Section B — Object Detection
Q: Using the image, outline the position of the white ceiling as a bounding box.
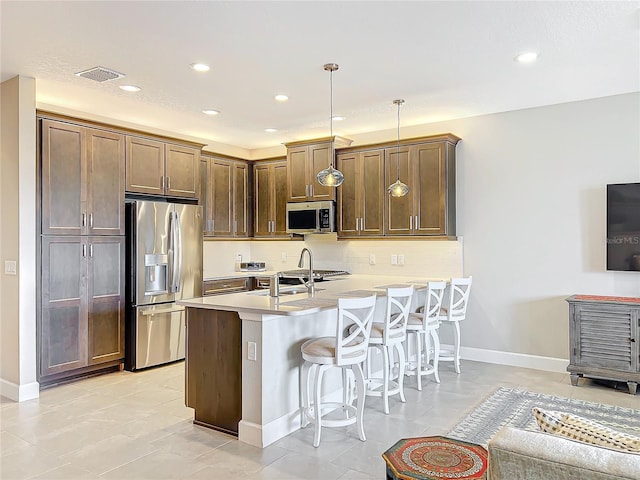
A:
[2,1,639,156]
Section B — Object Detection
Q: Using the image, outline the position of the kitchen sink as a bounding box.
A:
[250,288,325,296]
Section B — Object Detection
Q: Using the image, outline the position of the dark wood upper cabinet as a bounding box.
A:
[201,155,251,238]
[41,120,125,236]
[385,139,457,236]
[337,149,384,237]
[285,137,352,202]
[254,159,288,238]
[126,137,200,199]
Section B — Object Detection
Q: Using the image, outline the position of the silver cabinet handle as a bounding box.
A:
[89,213,93,228]
[167,176,171,190]
[82,244,86,257]
[82,213,86,227]
[414,215,418,230]
[410,216,413,230]
[89,244,93,257]
[309,184,313,197]
[161,176,165,190]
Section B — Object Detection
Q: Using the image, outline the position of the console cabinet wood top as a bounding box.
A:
[566,295,639,395]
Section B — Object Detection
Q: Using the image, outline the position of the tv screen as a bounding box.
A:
[607,182,640,271]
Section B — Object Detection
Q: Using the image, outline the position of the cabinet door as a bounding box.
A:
[385,146,412,235]
[200,159,214,235]
[574,304,637,372]
[86,129,125,235]
[87,237,125,365]
[233,162,249,237]
[126,137,165,195]
[414,143,446,235]
[287,146,309,201]
[41,120,84,235]
[165,144,199,198]
[308,143,335,201]
[273,161,289,236]
[254,164,272,237]
[211,158,233,236]
[360,149,384,236]
[41,237,87,376]
[337,152,359,236]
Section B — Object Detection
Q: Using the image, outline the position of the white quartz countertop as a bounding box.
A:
[179,274,443,316]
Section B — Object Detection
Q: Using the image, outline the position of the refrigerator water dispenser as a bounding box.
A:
[145,254,168,294]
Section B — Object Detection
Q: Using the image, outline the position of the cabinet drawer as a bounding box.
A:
[203,278,252,296]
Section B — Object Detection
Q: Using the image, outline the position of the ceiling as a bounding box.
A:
[2,1,639,156]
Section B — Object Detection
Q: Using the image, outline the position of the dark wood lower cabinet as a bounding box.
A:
[185,307,242,436]
[40,235,125,386]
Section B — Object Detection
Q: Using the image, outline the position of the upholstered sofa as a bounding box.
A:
[487,426,640,480]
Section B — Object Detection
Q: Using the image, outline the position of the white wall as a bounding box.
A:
[0,76,39,401]
[205,93,640,368]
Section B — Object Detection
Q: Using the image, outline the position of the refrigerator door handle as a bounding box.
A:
[167,210,175,293]
[175,211,183,292]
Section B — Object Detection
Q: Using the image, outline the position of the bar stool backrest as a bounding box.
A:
[383,286,414,345]
[422,281,447,327]
[446,277,473,321]
[336,295,377,366]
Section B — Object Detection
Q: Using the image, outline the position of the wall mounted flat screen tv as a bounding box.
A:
[607,182,640,271]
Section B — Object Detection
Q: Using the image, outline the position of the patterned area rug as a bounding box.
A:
[447,386,640,447]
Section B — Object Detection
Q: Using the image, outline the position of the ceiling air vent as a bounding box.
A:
[74,66,125,83]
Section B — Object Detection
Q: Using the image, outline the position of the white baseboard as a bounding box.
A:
[0,379,39,402]
[440,344,568,373]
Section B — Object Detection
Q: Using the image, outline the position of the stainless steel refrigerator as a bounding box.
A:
[125,200,203,370]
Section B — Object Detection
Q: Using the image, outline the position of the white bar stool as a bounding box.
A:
[300,295,377,447]
[363,286,414,414]
[405,281,446,390]
[438,276,473,373]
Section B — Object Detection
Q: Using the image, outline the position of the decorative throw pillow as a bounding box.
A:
[532,407,640,454]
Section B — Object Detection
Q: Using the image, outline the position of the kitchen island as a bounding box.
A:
[178,274,434,447]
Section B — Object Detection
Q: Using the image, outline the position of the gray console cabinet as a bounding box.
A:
[566,295,639,394]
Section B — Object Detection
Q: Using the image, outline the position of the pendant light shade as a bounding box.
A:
[388,99,409,197]
[317,63,344,188]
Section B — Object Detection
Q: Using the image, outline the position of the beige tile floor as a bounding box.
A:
[1,360,637,479]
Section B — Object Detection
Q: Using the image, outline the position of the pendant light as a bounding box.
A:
[388,99,409,197]
[316,63,344,187]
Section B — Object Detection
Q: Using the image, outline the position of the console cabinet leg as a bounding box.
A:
[569,373,580,386]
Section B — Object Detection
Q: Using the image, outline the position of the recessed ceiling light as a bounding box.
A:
[264,128,278,133]
[515,52,538,63]
[191,63,210,72]
[275,94,288,102]
[119,85,141,92]
[202,109,220,116]
[332,115,345,121]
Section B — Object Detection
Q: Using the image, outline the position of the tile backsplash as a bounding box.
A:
[203,234,463,279]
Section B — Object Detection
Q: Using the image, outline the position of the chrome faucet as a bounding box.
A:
[298,247,315,294]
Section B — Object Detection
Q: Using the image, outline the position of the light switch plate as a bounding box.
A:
[369,254,376,265]
[248,341,257,361]
[391,254,398,265]
[4,260,17,275]
[398,254,405,265]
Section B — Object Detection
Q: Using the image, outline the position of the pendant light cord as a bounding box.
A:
[396,101,401,181]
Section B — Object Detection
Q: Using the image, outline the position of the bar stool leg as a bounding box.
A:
[382,345,390,414]
[313,365,326,447]
[353,363,367,441]
[396,342,406,403]
[453,321,461,374]
[415,332,423,391]
[431,329,441,383]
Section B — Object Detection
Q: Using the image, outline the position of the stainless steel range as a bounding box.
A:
[278,269,350,284]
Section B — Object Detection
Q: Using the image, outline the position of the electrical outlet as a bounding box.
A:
[369,254,376,265]
[398,254,405,265]
[391,254,398,265]
[248,341,257,361]
[4,260,16,275]
[281,252,287,262]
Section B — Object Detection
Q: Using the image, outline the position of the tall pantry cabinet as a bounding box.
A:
[39,118,126,385]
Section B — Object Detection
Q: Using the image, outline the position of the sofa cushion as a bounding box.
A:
[532,407,640,454]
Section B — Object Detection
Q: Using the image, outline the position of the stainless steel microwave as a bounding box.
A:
[286,201,335,234]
